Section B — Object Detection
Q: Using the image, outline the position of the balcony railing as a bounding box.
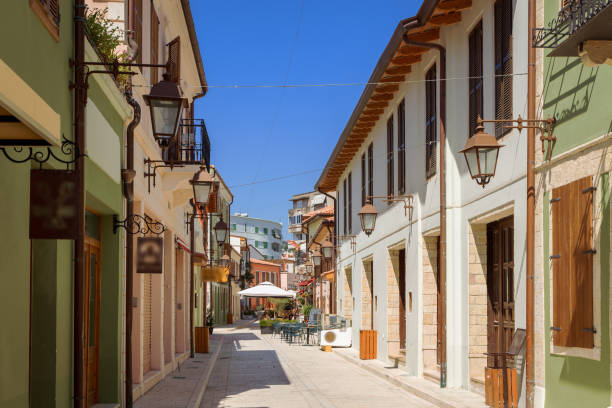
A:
[162,119,210,169]
[533,0,611,51]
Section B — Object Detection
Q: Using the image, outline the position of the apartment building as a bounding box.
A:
[288,191,334,240]
[230,213,283,259]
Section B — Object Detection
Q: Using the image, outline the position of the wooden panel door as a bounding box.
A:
[486,216,515,369]
[398,249,406,350]
[143,273,153,373]
[84,240,101,407]
[436,237,443,364]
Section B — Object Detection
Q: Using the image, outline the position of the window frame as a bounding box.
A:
[387,116,394,198]
[361,153,367,206]
[494,0,513,138]
[367,143,374,199]
[425,65,437,179]
[30,0,60,41]
[348,172,353,233]
[397,100,406,195]
[468,20,484,139]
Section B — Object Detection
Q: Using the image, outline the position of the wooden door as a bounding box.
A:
[486,216,515,369]
[143,273,153,373]
[398,249,406,350]
[436,236,443,364]
[84,240,101,407]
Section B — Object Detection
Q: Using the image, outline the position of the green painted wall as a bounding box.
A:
[543,174,610,408]
[542,3,612,156]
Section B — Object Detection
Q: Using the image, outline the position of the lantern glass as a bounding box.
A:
[360,212,377,236]
[312,251,322,266]
[464,148,479,179]
[190,169,214,207]
[150,98,182,137]
[479,147,499,175]
[461,122,503,187]
[322,245,332,259]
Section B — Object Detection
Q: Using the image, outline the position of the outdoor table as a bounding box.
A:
[305,324,317,345]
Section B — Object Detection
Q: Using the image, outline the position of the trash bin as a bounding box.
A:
[359,330,377,360]
[227,313,233,324]
[195,326,209,353]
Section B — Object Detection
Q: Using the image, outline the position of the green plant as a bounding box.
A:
[86,8,122,62]
[301,303,313,318]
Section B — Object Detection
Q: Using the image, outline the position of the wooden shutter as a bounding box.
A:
[387,116,394,197]
[150,1,159,84]
[348,172,353,233]
[397,100,406,194]
[132,0,143,65]
[469,21,483,138]
[30,0,60,40]
[143,273,153,373]
[367,143,374,199]
[551,176,594,348]
[494,0,513,138]
[343,178,347,235]
[167,37,181,84]
[361,153,366,206]
[425,65,437,178]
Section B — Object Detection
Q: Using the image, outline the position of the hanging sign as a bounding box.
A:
[29,169,79,239]
[137,237,164,273]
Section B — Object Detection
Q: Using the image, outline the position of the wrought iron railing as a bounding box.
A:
[532,0,611,48]
[162,119,210,169]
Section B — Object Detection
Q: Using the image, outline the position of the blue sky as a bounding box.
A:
[191,1,420,236]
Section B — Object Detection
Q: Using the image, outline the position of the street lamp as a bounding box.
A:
[359,201,378,237]
[214,217,229,246]
[321,239,333,259]
[460,119,503,188]
[190,167,215,208]
[311,250,322,267]
[304,261,314,275]
[143,73,187,147]
[221,254,231,268]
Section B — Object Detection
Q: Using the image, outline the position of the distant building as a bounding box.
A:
[288,191,334,240]
[230,213,283,260]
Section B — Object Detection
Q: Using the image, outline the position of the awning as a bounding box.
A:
[201,265,228,283]
[175,237,190,253]
[298,277,315,287]
[321,270,335,282]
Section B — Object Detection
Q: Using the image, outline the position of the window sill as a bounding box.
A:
[30,0,59,42]
[550,344,600,361]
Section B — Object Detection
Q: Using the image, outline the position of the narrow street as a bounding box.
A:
[200,322,436,408]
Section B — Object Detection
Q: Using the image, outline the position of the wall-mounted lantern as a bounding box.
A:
[460,121,503,188]
[190,167,216,208]
[321,239,333,259]
[143,73,187,147]
[214,217,228,246]
[311,250,322,267]
[358,202,378,237]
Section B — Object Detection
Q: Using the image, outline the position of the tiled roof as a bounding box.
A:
[250,258,281,268]
[303,206,334,223]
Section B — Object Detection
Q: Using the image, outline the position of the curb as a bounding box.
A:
[334,351,455,408]
[186,338,223,408]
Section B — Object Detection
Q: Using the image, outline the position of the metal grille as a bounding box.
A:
[39,0,60,26]
[143,273,153,373]
[167,37,181,83]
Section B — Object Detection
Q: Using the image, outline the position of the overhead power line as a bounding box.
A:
[229,168,322,189]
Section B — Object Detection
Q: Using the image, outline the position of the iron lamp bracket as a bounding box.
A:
[113,214,165,235]
[368,194,414,218]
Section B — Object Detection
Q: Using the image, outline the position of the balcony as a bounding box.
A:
[162,118,210,169]
[533,0,612,59]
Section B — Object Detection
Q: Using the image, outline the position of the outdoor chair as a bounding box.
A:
[272,322,283,339]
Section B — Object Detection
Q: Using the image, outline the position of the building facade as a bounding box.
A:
[247,259,282,309]
[230,214,283,259]
[288,191,334,240]
[316,0,533,404]
[533,1,612,407]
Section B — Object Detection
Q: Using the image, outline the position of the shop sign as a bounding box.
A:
[29,169,78,239]
[137,237,164,274]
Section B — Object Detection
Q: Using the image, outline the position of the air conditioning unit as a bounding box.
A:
[320,328,352,347]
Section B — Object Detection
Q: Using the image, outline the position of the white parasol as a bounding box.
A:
[238,281,296,298]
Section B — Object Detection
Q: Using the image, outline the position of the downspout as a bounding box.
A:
[526,0,536,406]
[73,1,87,406]
[123,88,140,408]
[318,188,337,314]
[189,201,196,358]
[402,31,447,388]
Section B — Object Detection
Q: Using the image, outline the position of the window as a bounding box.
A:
[232,224,237,231]
[397,100,406,194]
[387,116,394,198]
[150,1,159,84]
[343,178,347,235]
[255,227,259,234]
[263,242,268,249]
[494,0,513,138]
[348,172,353,233]
[425,65,437,178]
[551,176,594,348]
[469,21,484,138]
[367,143,373,198]
[254,241,259,248]
[132,0,143,65]
[30,0,60,41]
[263,228,268,235]
[361,153,366,206]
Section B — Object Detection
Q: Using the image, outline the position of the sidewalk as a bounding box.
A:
[134,336,223,408]
[333,347,486,408]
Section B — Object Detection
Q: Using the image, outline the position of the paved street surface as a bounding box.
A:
[200,322,436,408]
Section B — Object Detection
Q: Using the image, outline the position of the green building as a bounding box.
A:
[0,1,127,406]
[534,1,612,406]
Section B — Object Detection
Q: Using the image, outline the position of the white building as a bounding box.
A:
[316,0,529,403]
[230,214,283,260]
[288,191,334,240]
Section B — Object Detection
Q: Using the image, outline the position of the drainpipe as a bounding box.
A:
[123,89,140,408]
[526,0,536,406]
[402,31,447,388]
[317,188,336,313]
[73,1,87,406]
[189,201,196,358]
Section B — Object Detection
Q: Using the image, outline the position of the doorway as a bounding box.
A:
[84,212,101,407]
[486,216,515,371]
[361,259,373,330]
[422,236,441,373]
